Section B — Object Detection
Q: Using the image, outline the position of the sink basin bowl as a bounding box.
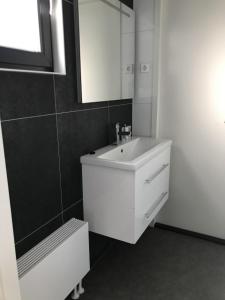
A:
[81,137,172,171]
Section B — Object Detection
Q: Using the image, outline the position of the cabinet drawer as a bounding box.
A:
[135,148,170,212]
[134,191,168,242]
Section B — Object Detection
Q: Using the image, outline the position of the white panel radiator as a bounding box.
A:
[17,218,90,300]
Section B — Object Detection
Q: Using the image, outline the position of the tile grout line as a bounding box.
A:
[0,103,132,123]
[12,94,133,247]
[53,75,64,224]
[15,212,62,245]
[108,103,132,108]
[1,112,56,123]
[56,105,109,116]
[63,199,82,213]
[15,200,83,245]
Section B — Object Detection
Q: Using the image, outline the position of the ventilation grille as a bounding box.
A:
[17,218,85,279]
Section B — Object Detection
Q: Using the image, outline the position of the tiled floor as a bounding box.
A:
[77,228,225,300]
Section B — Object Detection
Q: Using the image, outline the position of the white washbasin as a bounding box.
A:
[81,137,172,170]
[81,136,172,243]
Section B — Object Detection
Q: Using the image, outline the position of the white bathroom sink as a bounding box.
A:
[81,137,172,171]
[81,136,172,243]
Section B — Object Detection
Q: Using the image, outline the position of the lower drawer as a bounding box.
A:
[85,191,169,244]
[134,191,169,242]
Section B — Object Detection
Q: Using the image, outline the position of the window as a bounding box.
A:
[0,0,53,71]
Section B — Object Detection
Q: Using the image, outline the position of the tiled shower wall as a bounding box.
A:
[0,0,133,264]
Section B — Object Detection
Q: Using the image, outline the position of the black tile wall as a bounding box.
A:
[58,108,109,210]
[109,103,132,125]
[63,200,83,223]
[121,0,133,8]
[2,116,62,242]
[0,72,55,120]
[16,216,63,259]
[54,1,77,113]
[0,0,133,263]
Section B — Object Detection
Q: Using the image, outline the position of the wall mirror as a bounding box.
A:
[77,0,135,103]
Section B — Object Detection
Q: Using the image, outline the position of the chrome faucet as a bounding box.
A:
[116,123,120,144]
[115,123,132,144]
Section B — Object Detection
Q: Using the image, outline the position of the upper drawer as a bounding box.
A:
[134,147,171,210]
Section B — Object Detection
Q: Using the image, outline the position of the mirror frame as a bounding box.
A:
[73,0,135,104]
[74,0,83,104]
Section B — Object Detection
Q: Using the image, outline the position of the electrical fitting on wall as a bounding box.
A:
[140,63,151,73]
[123,64,134,74]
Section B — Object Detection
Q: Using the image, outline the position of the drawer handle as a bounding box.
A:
[145,163,169,184]
[145,192,168,219]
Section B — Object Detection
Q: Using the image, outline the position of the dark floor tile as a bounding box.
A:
[81,228,225,300]
[63,201,84,223]
[15,216,62,258]
[0,71,55,120]
[2,116,62,242]
[58,108,108,209]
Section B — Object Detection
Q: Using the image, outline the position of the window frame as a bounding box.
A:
[0,0,53,72]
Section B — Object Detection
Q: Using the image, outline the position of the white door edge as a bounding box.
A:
[0,122,21,300]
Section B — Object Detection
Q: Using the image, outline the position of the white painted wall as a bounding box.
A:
[0,123,21,300]
[158,0,225,239]
[133,0,161,137]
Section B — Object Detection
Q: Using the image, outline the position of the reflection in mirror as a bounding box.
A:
[121,2,135,100]
[78,0,135,103]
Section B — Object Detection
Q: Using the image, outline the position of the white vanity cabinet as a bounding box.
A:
[81,138,172,244]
